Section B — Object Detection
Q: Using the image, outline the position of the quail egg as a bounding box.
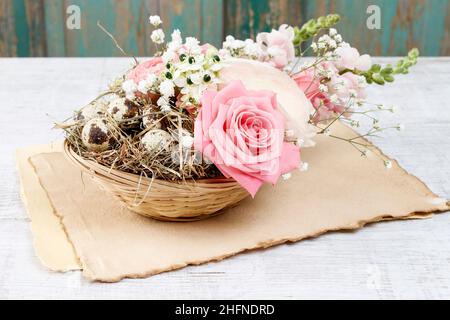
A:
[141,129,173,154]
[81,118,112,152]
[107,97,139,124]
[74,101,105,121]
[142,105,162,129]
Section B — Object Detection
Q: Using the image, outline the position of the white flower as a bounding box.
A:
[126,92,135,100]
[231,39,246,50]
[173,74,187,87]
[151,29,165,44]
[181,135,194,149]
[166,29,182,53]
[185,37,201,54]
[122,79,137,93]
[189,72,202,85]
[138,73,157,93]
[137,80,150,94]
[210,63,223,72]
[329,28,337,36]
[329,40,337,49]
[319,84,328,93]
[282,173,292,181]
[334,34,343,43]
[145,73,157,86]
[162,50,177,63]
[329,94,339,104]
[243,39,263,58]
[149,15,162,27]
[157,96,172,112]
[159,79,175,97]
[299,162,309,172]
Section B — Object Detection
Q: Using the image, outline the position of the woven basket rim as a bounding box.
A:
[63,140,238,187]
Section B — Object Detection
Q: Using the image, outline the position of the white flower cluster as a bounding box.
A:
[311,28,344,58]
[220,35,264,60]
[160,31,223,110]
[122,15,224,112]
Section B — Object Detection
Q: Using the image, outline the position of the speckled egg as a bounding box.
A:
[141,129,173,154]
[81,118,112,152]
[142,105,162,129]
[75,101,105,121]
[107,97,139,124]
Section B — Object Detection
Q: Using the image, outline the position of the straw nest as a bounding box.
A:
[59,89,249,221]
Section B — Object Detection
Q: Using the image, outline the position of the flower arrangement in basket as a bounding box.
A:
[59,14,418,221]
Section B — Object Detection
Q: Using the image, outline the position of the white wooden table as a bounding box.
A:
[0,57,449,300]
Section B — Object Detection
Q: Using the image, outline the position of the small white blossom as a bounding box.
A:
[171,29,182,45]
[157,96,172,112]
[162,50,177,63]
[329,40,337,49]
[282,173,292,181]
[329,28,337,36]
[189,72,202,85]
[122,79,137,93]
[151,29,165,44]
[299,162,309,172]
[126,92,135,100]
[185,37,201,54]
[159,79,175,97]
[137,80,150,94]
[329,94,339,104]
[149,15,162,27]
[334,34,343,43]
[319,84,328,93]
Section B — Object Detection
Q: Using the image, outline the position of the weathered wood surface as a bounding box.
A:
[0,57,449,299]
[1,0,449,57]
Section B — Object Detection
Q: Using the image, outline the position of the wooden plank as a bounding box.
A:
[442,0,450,55]
[0,0,17,57]
[159,0,202,45]
[299,0,450,56]
[24,0,47,56]
[12,0,30,56]
[200,0,224,47]
[43,0,66,56]
[63,0,112,57]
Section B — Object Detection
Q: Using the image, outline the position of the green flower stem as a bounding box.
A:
[293,14,340,49]
[339,48,419,85]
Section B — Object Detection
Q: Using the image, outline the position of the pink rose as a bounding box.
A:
[328,72,367,100]
[334,46,372,71]
[194,80,300,197]
[257,25,295,69]
[292,68,343,122]
[126,57,164,84]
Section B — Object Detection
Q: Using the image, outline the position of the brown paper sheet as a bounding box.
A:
[16,144,81,271]
[22,123,449,282]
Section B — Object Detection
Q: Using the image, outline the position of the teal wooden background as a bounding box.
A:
[1,0,449,57]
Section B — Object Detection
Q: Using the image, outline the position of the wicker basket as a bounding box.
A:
[63,141,250,221]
